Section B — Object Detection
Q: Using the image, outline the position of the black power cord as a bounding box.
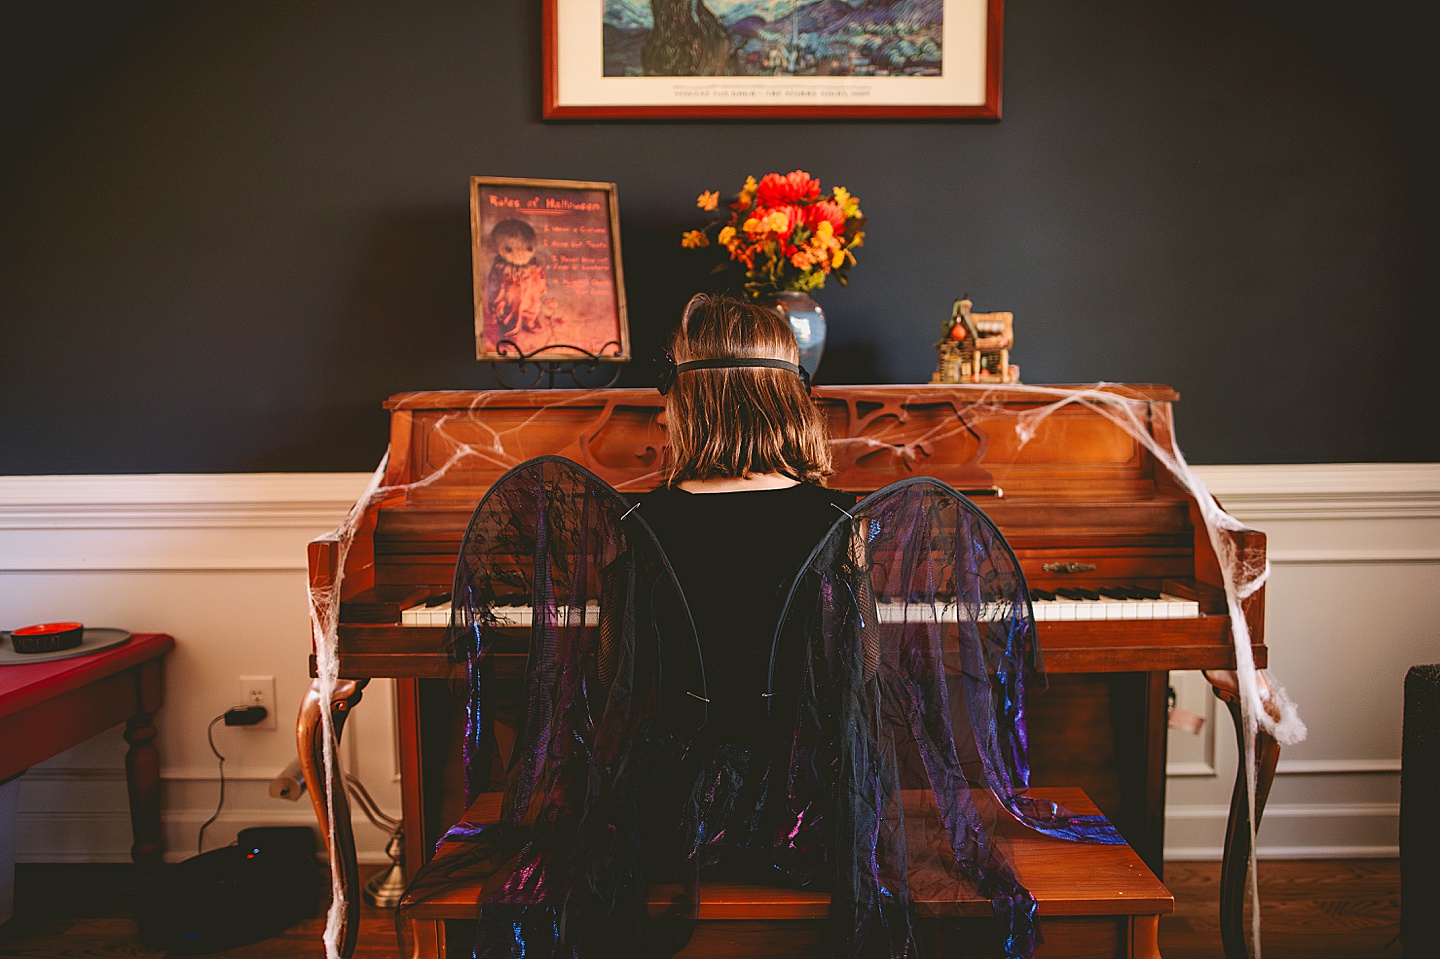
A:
[197,706,269,854]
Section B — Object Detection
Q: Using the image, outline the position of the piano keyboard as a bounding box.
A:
[400,603,600,627]
[400,593,1200,627]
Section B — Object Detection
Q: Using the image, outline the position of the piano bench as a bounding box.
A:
[402,787,1171,959]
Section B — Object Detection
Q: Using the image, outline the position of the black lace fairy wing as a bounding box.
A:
[768,477,1121,959]
[401,455,705,958]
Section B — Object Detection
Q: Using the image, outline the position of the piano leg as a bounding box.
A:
[1204,670,1281,959]
[297,676,369,959]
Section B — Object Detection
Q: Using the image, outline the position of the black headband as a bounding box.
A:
[656,354,811,395]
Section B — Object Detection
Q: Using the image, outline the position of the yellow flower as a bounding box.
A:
[742,175,758,195]
[767,209,790,232]
[832,249,846,269]
[680,230,708,249]
[832,185,861,217]
[717,225,736,245]
[814,220,834,240]
[697,190,719,211]
[742,217,762,234]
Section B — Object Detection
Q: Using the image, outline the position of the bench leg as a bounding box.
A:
[1129,914,1162,959]
[409,918,445,959]
[297,676,368,958]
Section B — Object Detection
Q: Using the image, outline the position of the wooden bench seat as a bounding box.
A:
[404,787,1170,958]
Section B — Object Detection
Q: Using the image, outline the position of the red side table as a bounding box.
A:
[0,632,174,921]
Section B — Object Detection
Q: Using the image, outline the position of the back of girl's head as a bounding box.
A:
[665,293,833,485]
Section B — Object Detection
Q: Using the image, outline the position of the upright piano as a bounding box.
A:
[300,385,1276,958]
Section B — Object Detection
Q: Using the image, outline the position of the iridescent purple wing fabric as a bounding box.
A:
[768,477,1123,959]
[399,456,706,958]
[400,462,1121,959]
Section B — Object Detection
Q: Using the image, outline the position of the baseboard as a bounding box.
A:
[1164,802,1401,861]
[1165,844,1400,861]
[14,809,397,866]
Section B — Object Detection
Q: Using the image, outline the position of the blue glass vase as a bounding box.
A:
[763,291,826,377]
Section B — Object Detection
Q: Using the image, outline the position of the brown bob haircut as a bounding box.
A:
[665,293,833,486]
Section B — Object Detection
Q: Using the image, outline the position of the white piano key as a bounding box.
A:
[400,603,452,626]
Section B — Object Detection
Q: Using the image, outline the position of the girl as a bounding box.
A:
[639,292,855,756]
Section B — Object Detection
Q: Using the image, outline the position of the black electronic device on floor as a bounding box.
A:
[137,826,321,953]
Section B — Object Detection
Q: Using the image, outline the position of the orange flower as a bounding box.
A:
[683,170,861,295]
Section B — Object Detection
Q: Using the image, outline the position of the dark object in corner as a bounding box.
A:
[1402,664,1440,950]
[137,826,320,953]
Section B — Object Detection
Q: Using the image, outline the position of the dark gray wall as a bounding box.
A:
[2,1,1434,473]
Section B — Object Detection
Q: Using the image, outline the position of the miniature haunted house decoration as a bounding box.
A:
[932,296,1020,384]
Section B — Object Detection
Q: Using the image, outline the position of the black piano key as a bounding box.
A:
[1098,587,1130,600]
[1031,589,1056,601]
[1136,587,1162,600]
[425,593,451,607]
[1056,588,1088,600]
[1076,587,1102,600]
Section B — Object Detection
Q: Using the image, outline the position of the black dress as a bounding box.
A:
[636,483,857,748]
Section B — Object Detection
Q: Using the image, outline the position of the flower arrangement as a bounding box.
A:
[681,170,865,298]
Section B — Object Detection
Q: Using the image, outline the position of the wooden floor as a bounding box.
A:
[0,860,1403,958]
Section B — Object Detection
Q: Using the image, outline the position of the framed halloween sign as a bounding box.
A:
[470,176,630,362]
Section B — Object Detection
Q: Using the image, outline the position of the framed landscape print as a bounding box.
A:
[470,177,630,362]
[543,0,1003,119]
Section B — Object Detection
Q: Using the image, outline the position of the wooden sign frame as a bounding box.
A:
[470,176,630,363]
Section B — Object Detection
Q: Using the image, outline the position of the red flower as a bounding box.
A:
[756,170,821,207]
[804,200,845,234]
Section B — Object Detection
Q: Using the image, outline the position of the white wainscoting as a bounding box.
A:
[1,464,1436,863]
[0,472,380,863]
[1164,463,1440,859]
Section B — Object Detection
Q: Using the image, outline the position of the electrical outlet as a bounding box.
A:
[237,675,277,730]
